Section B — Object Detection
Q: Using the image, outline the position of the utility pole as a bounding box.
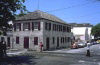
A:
[37,0,40,10]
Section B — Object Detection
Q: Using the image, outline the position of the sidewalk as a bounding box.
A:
[7,49,27,56]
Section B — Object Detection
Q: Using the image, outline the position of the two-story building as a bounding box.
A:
[13,10,72,51]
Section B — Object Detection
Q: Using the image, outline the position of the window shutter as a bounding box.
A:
[38,22,40,30]
[32,22,34,31]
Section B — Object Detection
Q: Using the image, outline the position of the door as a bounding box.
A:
[46,37,49,50]
[57,37,59,48]
[24,37,29,48]
[7,37,10,47]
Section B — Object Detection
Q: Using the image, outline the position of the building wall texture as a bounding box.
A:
[13,19,72,51]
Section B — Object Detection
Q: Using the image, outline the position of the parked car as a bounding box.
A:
[91,41,99,45]
[71,42,78,49]
[78,43,86,48]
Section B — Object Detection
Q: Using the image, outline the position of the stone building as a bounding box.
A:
[13,10,72,51]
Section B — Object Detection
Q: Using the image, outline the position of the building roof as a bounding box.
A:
[16,10,67,24]
[69,23,93,27]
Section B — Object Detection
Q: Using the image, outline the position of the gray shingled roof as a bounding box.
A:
[16,10,67,24]
[69,23,93,27]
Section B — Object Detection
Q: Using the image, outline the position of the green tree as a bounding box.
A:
[91,23,100,38]
[0,0,27,35]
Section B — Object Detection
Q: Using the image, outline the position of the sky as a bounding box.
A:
[21,0,100,25]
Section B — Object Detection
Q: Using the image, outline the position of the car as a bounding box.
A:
[78,42,86,48]
[71,43,78,49]
[91,41,99,45]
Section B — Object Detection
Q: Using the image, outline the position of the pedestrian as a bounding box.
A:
[86,41,91,57]
[2,40,7,57]
[0,41,4,58]
[40,42,43,52]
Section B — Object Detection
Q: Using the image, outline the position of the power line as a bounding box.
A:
[45,1,97,13]
[63,11,100,19]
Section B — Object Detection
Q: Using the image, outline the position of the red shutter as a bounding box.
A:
[38,22,40,30]
[32,22,34,31]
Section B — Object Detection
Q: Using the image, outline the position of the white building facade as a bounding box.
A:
[70,23,93,42]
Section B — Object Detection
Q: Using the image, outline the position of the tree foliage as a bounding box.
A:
[91,23,100,38]
[0,0,27,30]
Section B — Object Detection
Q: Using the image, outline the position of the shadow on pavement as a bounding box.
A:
[0,55,38,65]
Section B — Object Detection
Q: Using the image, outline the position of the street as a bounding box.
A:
[0,52,100,65]
[44,44,100,55]
[1,44,100,65]
[0,44,100,65]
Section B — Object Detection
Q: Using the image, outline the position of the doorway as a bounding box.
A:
[57,37,59,48]
[24,37,29,48]
[46,37,49,50]
[7,37,10,47]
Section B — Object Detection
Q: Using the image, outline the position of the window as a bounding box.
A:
[61,37,63,43]
[65,37,67,43]
[61,25,62,31]
[14,23,16,31]
[68,37,70,42]
[52,37,55,44]
[59,25,60,31]
[1,37,4,41]
[55,24,57,31]
[45,22,47,30]
[34,37,38,45]
[16,23,21,31]
[23,22,30,31]
[63,37,64,43]
[14,23,21,31]
[32,22,40,30]
[45,22,51,31]
[16,37,19,44]
[57,25,59,31]
[53,24,55,31]
[49,23,51,30]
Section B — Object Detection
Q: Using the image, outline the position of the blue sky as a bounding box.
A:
[22,0,100,25]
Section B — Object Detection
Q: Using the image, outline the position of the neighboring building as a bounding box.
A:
[13,10,72,51]
[70,23,93,42]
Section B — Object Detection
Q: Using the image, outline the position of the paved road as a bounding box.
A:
[44,44,100,55]
[0,52,100,65]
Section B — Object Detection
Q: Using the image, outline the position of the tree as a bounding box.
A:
[91,23,100,38]
[0,0,27,35]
